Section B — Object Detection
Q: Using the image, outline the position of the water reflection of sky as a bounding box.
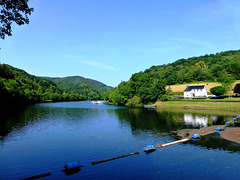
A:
[184,114,217,128]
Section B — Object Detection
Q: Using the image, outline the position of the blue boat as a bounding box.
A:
[64,161,82,170]
[192,134,200,139]
[143,145,157,152]
[63,161,83,176]
[226,121,230,126]
[215,127,221,131]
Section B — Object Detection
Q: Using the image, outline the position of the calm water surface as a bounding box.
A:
[1,101,240,179]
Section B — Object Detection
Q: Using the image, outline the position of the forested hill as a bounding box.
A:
[104,49,240,106]
[145,49,240,85]
[0,64,111,107]
[42,76,112,100]
[43,76,112,90]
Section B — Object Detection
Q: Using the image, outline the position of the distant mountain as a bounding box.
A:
[42,76,112,90]
[41,76,112,100]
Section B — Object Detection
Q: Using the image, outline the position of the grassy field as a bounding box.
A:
[167,82,221,93]
[167,80,240,94]
[155,100,240,112]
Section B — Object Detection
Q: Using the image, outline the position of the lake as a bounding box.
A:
[1,101,240,180]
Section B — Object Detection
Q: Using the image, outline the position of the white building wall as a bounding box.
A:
[184,86,208,98]
[184,91,192,98]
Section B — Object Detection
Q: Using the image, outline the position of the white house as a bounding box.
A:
[184,85,208,98]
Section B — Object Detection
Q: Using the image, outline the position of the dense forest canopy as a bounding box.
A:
[105,50,240,106]
[0,64,111,107]
[146,50,240,85]
[104,73,166,106]
[44,76,112,90]
[43,76,112,101]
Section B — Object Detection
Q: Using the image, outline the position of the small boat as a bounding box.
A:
[64,161,83,171]
[143,145,157,152]
[215,127,221,131]
[63,161,83,176]
[192,133,200,139]
[92,101,102,104]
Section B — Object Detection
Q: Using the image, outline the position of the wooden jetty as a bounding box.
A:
[155,138,190,148]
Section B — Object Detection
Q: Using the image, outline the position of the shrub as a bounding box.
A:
[210,86,226,96]
[126,96,142,107]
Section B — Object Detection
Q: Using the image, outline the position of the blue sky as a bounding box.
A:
[1,0,240,87]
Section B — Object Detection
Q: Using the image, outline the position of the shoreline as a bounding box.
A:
[153,101,240,112]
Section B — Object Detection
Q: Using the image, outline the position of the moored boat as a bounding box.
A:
[92,101,102,104]
[143,145,157,152]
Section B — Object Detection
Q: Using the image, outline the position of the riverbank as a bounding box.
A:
[154,101,240,112]
[177,125,240,145]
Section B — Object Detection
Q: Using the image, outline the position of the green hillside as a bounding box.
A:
[105,49,240,106]
[43,76,112,90]
[42,76,112,100]
[0,64,65,106]
[0,64,111,107]
[145,50,240,85]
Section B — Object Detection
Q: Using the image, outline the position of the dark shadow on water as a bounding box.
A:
[0,106,27,139]
[186,133,240,153]
[62,167,83,176]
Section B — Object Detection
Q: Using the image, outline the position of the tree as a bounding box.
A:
[195,61,206,68]
[233,83,240,95]
[126,96,142,107]
[227,61,240,79]
[185,70,193,82]
[210,86,226,96]
[166,86,173,96]
[0,63,14,79]
[0,0,34,39]
[222,76,236,92]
